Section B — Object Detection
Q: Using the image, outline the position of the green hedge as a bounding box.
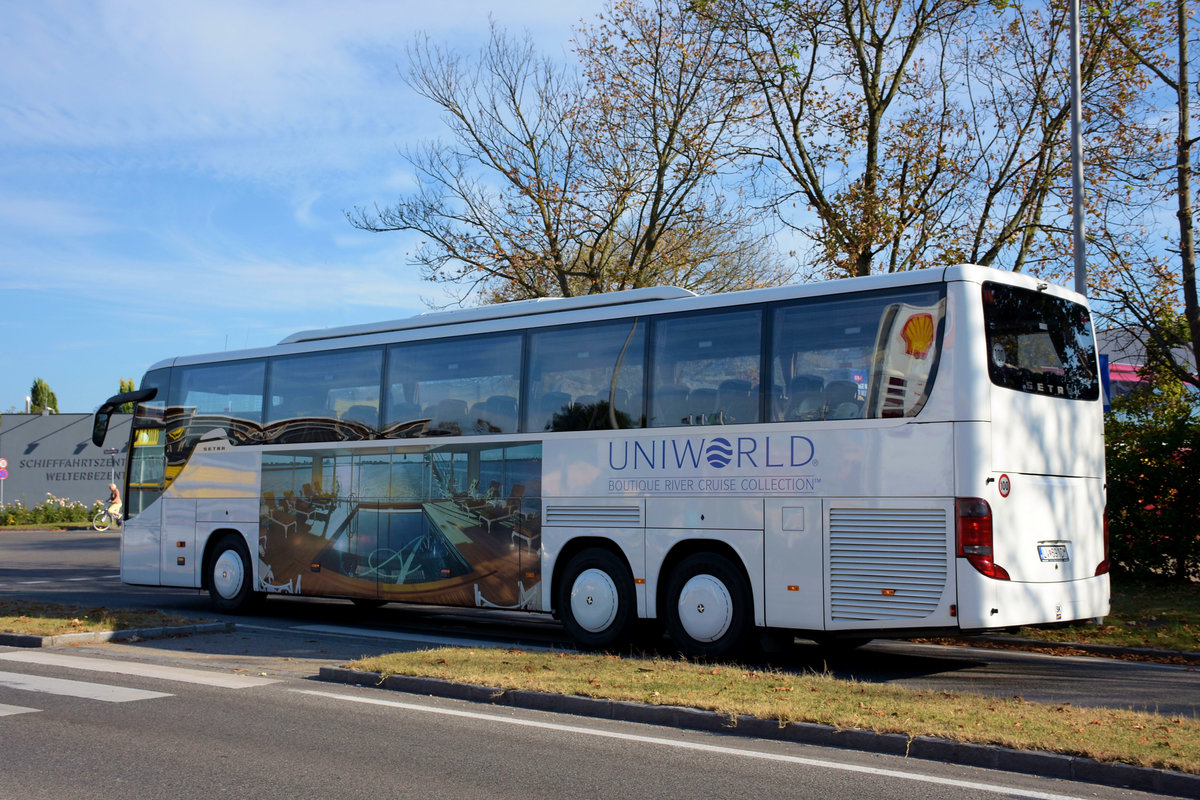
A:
[0,494,101,526]
[1105,398,1200,582]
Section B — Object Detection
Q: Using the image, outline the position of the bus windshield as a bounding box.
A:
[982,281,1099,400]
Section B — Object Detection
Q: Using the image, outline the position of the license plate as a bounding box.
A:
[1038,544,1070,562]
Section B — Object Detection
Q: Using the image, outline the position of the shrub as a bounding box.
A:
[1106,381,1200,581]
[0,494,100,527]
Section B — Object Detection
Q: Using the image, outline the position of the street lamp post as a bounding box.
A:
[1070,0,1087,297]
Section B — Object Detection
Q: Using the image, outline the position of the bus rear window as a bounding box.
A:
[982,282,1099,400]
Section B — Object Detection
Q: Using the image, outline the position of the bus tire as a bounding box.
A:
[207,534,257,613]
[665,552,752,659]
[557,548,635,651]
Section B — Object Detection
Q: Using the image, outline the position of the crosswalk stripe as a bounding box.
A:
[0,670,171,702]
[0,702,41,717]
[0,652,278,689]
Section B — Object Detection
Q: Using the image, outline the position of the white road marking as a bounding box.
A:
[0,702,41,717]
[294,689,1097,800]
[0,671,170,702]
[17,581,50,585]
[0,652,279,689]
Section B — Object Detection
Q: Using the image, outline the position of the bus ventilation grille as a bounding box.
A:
[828,507,948,621]
[544,505,643,528]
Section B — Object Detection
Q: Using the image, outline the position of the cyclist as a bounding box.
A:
[106,483,122,519]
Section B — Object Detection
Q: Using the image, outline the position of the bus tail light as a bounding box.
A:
[1095,510,1110,576]
[956,498,1010,580]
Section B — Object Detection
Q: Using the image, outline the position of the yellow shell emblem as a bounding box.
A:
[900,313,934,359]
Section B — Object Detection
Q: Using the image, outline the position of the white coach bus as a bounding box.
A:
[92,265,1109,657]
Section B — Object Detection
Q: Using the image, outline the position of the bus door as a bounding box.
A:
[122,393,169,586]
[160,497,197,587]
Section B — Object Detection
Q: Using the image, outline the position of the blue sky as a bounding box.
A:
[0,1,598,413]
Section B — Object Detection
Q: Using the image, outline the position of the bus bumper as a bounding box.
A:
[955,564,1110,630]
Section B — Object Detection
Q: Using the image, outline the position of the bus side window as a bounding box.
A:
[385,334,522,438]
[525,319,646,432]
[265,347,382,441]
[649,308,762,427]
[772,289,944,422]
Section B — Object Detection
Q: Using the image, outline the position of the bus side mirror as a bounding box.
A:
[92,410,112,448]
[92,387,158,447]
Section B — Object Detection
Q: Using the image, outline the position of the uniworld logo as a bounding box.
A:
[705,437,733,468]
[608,434,816,472]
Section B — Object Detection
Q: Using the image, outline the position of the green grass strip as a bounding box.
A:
[0,599,197,636]
[350,647,1200,775]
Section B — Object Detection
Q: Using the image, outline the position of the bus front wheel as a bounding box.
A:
[207,534,257,613]
[665,552,752,659]
[557,548,635,651]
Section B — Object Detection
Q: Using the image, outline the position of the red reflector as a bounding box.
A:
[956,497,1010,580]
[1095,509,1111,576]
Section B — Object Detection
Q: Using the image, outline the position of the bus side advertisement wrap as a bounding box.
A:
[257,442,543,611]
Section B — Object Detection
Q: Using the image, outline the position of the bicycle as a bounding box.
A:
[92,503,121,531]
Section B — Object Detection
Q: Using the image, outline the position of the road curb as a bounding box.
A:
[318,666,1200,799]
[0,622,234,648]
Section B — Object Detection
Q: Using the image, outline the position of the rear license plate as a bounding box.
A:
[1038,544,1070,562]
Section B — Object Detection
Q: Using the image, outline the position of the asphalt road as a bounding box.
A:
[0,646,1176,800]
[2,529,1197,718]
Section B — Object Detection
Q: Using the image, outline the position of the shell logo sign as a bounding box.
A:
[900,313,935,359]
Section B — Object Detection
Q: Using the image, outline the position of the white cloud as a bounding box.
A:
[0,192,117,238]
[0,1,589,149]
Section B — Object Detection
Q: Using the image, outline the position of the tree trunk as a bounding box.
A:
[1176,0,1200,387]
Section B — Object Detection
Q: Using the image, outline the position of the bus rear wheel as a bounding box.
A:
[207,534,257,613]
[665,552,752,659]
[557,548,635,651]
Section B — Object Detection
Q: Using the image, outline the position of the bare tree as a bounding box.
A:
[945,0,1160,289]
[350,7,787,302]
[699,0,980,278]
[698,0,1158,288]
